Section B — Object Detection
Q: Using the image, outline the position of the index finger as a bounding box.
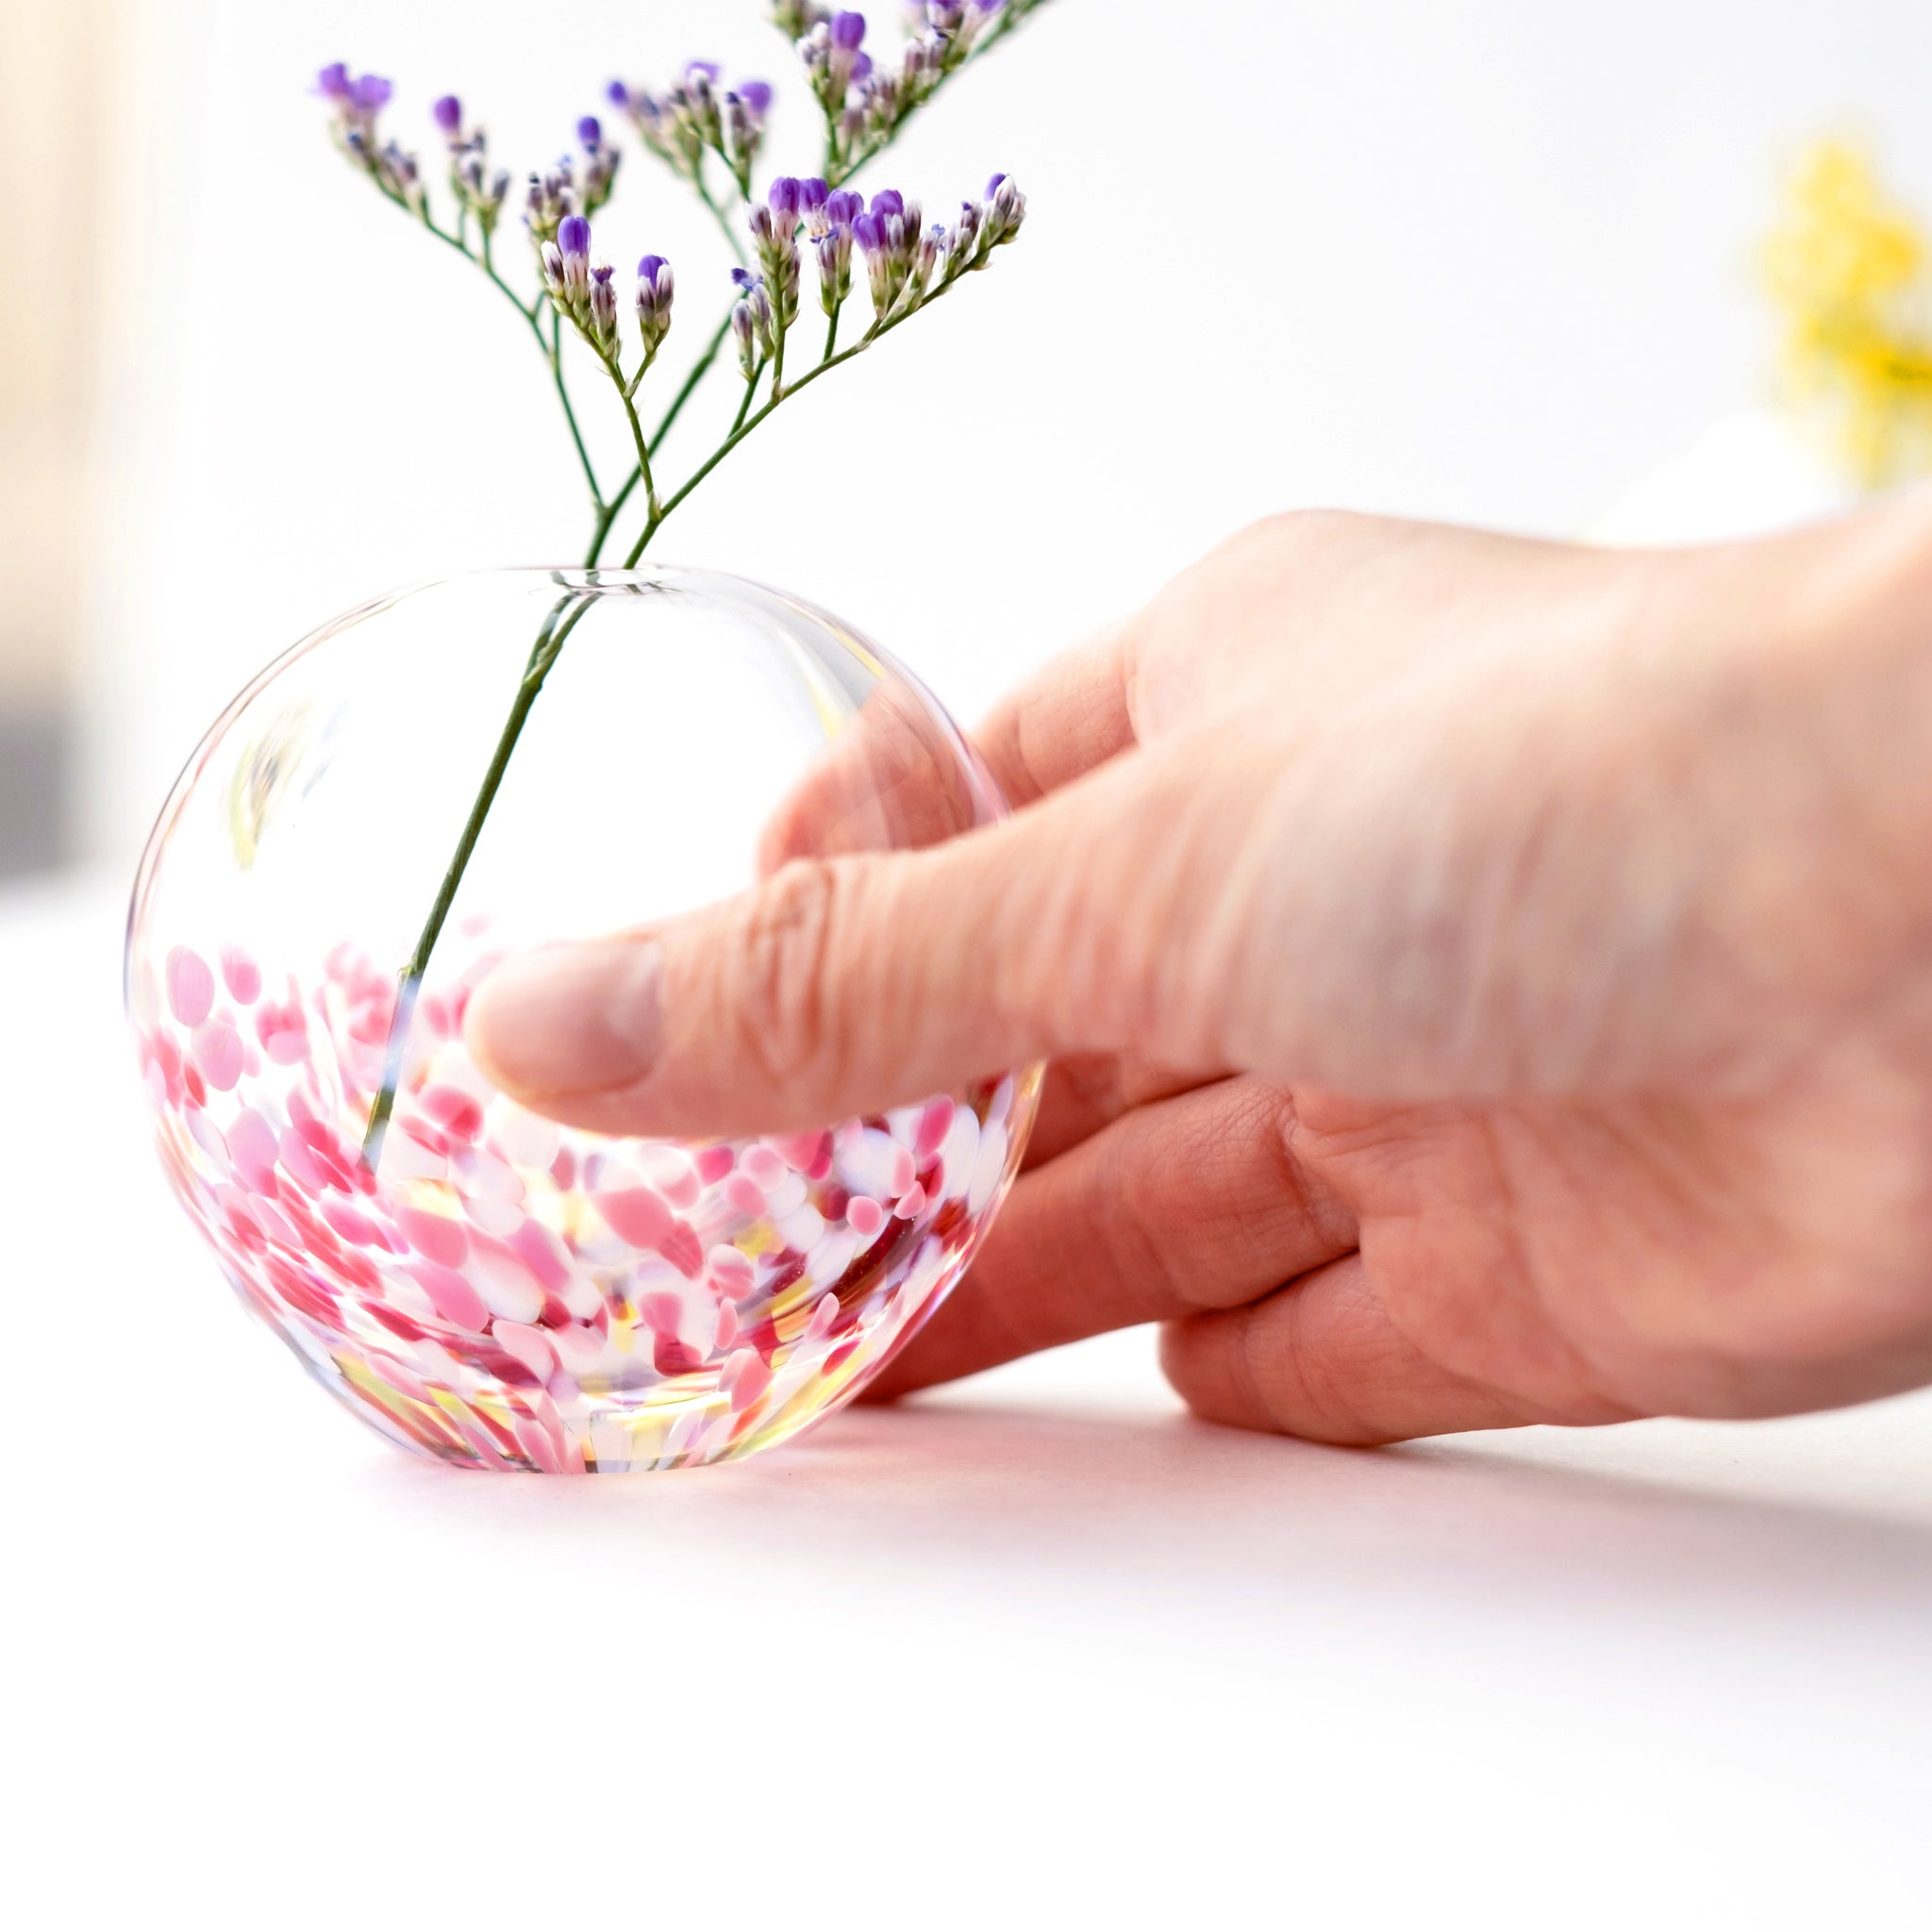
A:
[755,620,1142,871]
[974,619,1141,808]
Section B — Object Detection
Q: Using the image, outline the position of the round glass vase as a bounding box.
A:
[125,568,1039,1473]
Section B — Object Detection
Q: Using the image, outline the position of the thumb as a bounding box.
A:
[465,737,1250,1139]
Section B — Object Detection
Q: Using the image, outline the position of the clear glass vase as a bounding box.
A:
[125,568,1038,1473]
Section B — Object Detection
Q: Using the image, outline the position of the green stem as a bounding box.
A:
[384,181,608,522]
[694,166,750,267]
[550,308,604,509]
[362,591,594,1159]
[586,309,738,565]
[604,351,659,523]
[824,304,841,362]
[730,359,767,440]
[623,291,948,568]
[655,310,737,446]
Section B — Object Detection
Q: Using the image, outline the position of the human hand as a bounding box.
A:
[468,498,1932,1441]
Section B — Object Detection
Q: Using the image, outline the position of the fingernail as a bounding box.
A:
[466,939,662,1096]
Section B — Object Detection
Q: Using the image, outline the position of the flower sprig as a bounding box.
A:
[313,3,1053,1161]
[606,61,774,249]
[780,1,1052,184]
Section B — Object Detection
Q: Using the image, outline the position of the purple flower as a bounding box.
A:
[432,94,462,136]
[558,212,591,260]
[852,210,886,256]
[767,175,803,224]
[832,10,867,50]
[732,266,758,291]
[588,263,618,346]
[747,277,777,355]
[870,188,904,219]
[577,114,603,148]
[636,254,675,353]
[316,62,352,102]
[984,173,1025,244]
[800,176,833,239]
[606,78,631,108]
[814,222,855,315]
[825,188,864,228]
[739,79,774,117]
[852,51,874,83]
[351,74,393,112]
[686,58,723,84]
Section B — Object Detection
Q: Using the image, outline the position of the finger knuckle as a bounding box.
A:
[729,857,851,1092]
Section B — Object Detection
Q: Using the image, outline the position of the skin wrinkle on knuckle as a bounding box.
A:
[725,857,850,1094]
[1184,1082,1331,1297]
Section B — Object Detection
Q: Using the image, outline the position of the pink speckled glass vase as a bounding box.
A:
[125,568,1038,1472]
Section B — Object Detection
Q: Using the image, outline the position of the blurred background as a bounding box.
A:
[6,0,1932,883]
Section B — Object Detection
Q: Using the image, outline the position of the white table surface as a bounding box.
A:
[7,872,1929,1928]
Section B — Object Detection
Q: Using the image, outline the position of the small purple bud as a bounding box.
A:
[767,175,803,223]
[852,51,874,83]
[739,79,774,118]
[732,266,758,291]
[316,62,352,101]
[832,9,868,50]
[870,188,904,219]
[606,78,631,108]
[852,210,886,256]
[577,115,603,148]
[800,177,829,214]
[432,94,462,136]
[351,74,392,112]
[686,58,723,84]
[558,213,591,259]
[748,204,776,247]
[986,172,1008,197]
[639,254,670,285]
[825,188,865,227]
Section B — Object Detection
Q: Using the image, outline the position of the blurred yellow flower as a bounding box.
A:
[1766,138,1932,488]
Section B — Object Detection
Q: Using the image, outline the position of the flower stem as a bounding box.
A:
[603,352,659,522]
[586,308,738,565]
[694,165,751,268]
[550,307,604,510]
[623,291,948,568]
[730,359,768,441]
[362,590,595,1161]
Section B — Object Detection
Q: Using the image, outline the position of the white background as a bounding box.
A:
[26,4,1932,1923]
[78,0,1932,855]
[9,877,1932,1927]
